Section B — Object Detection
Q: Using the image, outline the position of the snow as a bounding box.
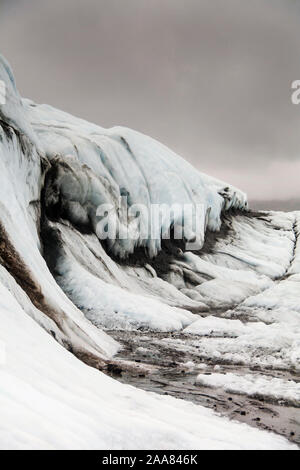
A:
[0,282,295,450]
[0,55,40,149]
[196,373,300,406]
[24,95,248,259]
[193,279,263,309]
[57,254,196,331]
[184,316,255,337]
[0,54,299,449]
[46,219,203,331]
[200,213,295,279]
[161,315,300,371]
[0,56,118,359]
[178,212,300,371]
[288,211,300,276]
[240,279,300,322]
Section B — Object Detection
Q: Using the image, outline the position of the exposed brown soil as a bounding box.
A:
[0,221,109,369]
[0,221,60,327]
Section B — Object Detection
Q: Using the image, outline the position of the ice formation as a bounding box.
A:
[196,373,300,406]
[26,99,248,259]
[0,282,293,450]
[0,54,298,449]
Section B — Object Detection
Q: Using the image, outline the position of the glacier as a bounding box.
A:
[0,54,299,449]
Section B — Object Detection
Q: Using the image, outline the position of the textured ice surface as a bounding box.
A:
[0,282,295,450]
[288,212,300,276]
[196,373,300,406]
[0,55,299,449]
[0,56,119,358]
[25,96,247,258]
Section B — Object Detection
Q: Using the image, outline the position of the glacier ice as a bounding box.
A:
[0,54,299,449]
[196,372,300,406]
[25,94,248,258]
[0,281,295,450]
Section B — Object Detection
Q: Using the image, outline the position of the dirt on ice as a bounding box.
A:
[107,330,300,447]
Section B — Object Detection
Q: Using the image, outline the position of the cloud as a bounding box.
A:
[0,0,300,200]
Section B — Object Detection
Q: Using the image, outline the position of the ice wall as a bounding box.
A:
[0,53,249,345]
[0,54,119,360]
[24,98,248,258]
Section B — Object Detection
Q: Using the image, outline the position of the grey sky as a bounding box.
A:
[1,0,300,201]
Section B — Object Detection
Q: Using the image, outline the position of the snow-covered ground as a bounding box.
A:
[0,54,299,449]
[196,373,300,406]
[1,282,295,450]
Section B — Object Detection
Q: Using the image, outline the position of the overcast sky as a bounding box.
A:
[1,0,300,202]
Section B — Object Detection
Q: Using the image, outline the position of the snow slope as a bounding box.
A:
[0,282,295,450]
[196,372,300,406]
[0,54,298,449]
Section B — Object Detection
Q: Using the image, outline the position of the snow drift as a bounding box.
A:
[0,54,298,449]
